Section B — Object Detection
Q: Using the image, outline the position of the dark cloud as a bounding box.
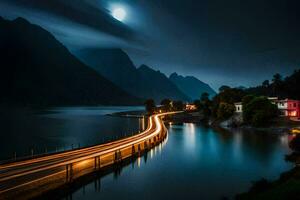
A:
[1,0,300,90]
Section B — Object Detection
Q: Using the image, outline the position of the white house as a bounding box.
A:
[234,102,242,113]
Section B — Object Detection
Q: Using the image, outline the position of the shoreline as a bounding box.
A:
[236,155,300,200]
[107,110,147,118]
[164,111,300,199]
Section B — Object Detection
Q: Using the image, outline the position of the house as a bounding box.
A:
[277,99,300,117]
[234,97,300,118]
[185,104,197,111]
[234,102,242,113]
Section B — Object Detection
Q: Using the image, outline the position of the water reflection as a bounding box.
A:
[58,123,292,200]
[0,106,144,160]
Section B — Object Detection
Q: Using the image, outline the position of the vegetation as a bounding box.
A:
[194,85,280,126]
[216,102,235,120]
[236,165,300,200]
[242,96,278,126]
[144,99,156,114]
[211,87,245,120]
[289,135,300,152]
[247,70,300,100]
[172,100,184,111]
[160,99,172,111]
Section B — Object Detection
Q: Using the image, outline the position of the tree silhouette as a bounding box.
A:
[144,99,156,114]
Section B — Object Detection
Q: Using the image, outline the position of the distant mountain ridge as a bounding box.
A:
[169,73,216,100]
[0,17,141,106]
[75,48,191,103]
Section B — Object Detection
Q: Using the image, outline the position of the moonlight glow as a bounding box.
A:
[112,7,126,21]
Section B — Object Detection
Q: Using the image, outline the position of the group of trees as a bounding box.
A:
[144,98,184,114]
[247,70,300,100]
[192,86,279,126]
[242,95,278,126]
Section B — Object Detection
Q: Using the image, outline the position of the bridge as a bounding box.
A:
[0,111,177,199]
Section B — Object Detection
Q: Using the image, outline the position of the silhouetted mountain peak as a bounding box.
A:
[0,17,140,106]
[169,72,216,100]
[139,64,152,71]
[13,17,30,25]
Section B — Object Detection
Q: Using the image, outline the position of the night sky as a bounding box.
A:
[1,0,300,90]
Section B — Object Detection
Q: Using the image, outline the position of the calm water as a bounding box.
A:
[63,123,293,200]
[0,106,144,160]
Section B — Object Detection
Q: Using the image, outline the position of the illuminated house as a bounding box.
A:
[277,99,300,117]
[234,102,242,113]
[234,97,300,118]
[185,104,197,111]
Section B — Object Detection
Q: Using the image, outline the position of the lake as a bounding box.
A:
[0,106,145,161]
[0,107,293,199]
[63,123,293,200]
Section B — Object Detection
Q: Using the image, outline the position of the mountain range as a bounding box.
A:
[169,73,216,100]
[0,17,141,106]
[75,48,216,103]
[0,16,216,106]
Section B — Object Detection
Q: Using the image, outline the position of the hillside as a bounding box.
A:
[0,17,141,106]
[169,73,216,100]
[76,48,190,103]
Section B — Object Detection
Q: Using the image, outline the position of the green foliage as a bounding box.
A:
[217,102,235,120]
[144,99,156,114]
[160,99,172,111]
[172,100,184,111]
[212,87,246,118]
[242,95,256,122]
[200,92,210,102]
[193,99,202,110]
[243,96,278,127]
[246,70,300,100]
[219,85,231,93]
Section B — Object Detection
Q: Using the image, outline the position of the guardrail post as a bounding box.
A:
[114,150,122,163]
[94,156,101,170]
[66,163,73,182]
[144,141,148,150]
[66,164,69,182]
[138,144,141,156]
[118,150,122,160]
[70,163,73,181]
[98,156,101,169]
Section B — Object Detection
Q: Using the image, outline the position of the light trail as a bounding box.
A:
[0,111,180,197]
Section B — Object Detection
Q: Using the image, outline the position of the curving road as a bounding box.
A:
[0,111,178,198]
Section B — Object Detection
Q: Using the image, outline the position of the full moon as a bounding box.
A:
[112,7,126,21]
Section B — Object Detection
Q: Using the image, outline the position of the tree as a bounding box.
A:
[242,95,256,122]
[200,92,210,102]
[243,96,278,127]
[219,85,231,93]
[272,73,283,96]
[144,99,156,114]
[217,102,235,120]
[262,80,270,88]
[194,99,202,110]
[172,101,184,111]
[160,99,172,111]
